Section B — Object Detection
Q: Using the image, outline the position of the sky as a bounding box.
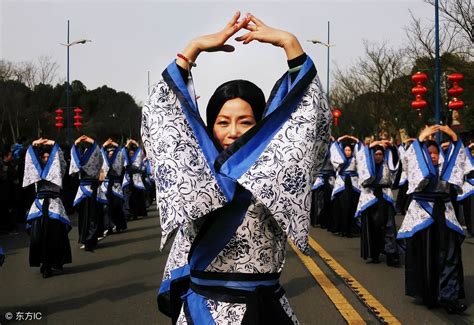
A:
[0,0,435,115]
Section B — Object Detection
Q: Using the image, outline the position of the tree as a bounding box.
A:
[406,0,473,60]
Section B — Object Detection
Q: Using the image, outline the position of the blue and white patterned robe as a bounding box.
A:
[69,142,103,205]
[329,141,361,200]
[122,147,146,190]
[141,56,331,324]
[398,140,466,239]
[23,144,70,228]
[355,145,399,218]
[98,147,125,203]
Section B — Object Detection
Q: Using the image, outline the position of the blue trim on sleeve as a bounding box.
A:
[72,145,81,169]
[333,141,346,163]
[458,188,474,201]
[441,140,462,182]
[413,140,431,178]
[218,57,315,181]
[445,219,465,236]
[397,218,434,239]
[165,62,236,201]
[355,197,378,218]
[421,143,437,177]
[42,143,59,179]
[27,145,43,177]
[365,146,375,179]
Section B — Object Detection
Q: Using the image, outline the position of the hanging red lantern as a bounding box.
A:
[447,73,464,111]
[73,107,83,129]
[411,72,428,114]
[332,108,342,127]
[55,108,64,130]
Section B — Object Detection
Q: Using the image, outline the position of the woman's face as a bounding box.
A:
[344,146,352,158]
[212,98,256,149]
[374,150,384,164]
[428,145,440,166]
[42,152,50,165]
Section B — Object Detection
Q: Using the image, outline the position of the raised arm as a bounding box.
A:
[235,14,304,60]
[176,11,251,70]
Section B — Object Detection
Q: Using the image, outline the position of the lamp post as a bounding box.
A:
[434,0,441,142]
[308,21,334,105]
[60,20,91,145]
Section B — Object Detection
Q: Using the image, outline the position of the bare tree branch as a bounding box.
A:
[37,55,59,85]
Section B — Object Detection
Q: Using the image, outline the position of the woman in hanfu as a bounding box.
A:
[23,138,71,278]
[141,12,331,325]
[98,138,127,234]
[457,143,474,235]
[328,135,361,237]
[122,139,148,220]
[397,125,467,314]
[70,135,104,251]
[355,140,400,266]
[310,136,335,228]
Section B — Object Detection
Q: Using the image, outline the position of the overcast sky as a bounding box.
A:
[1,0,435,115]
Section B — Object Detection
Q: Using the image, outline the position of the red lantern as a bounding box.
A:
[447,73,464,111]
[55,108,64,130]
[73,107,83,129]
[332,108,342,127]
[411,72,428,114]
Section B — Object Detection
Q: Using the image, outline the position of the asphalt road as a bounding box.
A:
[1,206,473,324]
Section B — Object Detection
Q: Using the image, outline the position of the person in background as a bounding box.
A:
[23,138,71,278]
[98,138,127,234]
[398,125,467,314]
[122,139,147,220]
[0,145,17,232]
[355,139,400,266]
[70,135,104,251]
[329,135,361,237]
[311,136,335,229]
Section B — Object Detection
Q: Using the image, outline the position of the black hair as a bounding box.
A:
[341,141,354,152]
[206,80,265,133]
[425,140,439,153]
[372,145,385,154]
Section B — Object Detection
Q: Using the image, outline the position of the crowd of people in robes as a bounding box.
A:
[0,135,155,278]
[310,125,473,314]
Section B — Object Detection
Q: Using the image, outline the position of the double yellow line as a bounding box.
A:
[289,236,401,325]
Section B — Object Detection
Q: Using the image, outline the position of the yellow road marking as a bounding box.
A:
[288,241,366,325]
[308,236,401,325]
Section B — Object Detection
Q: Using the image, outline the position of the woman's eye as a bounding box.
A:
[217,121,228,126]
[241,120,254,126]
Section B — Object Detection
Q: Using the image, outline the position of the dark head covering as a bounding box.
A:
[425,140,439,153]
[206,80,265,133]
[340,141,354,152]
[372,145,385,154]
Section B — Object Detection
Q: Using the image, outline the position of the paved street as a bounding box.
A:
[1,206,473,324]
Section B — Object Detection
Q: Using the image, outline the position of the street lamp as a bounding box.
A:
[60,20,91,145]
[308,21,334,106]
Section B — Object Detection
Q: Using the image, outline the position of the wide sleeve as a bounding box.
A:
[406,141,431,194]
[235,58,332,254]
[329,142,345,171]
[22,145,41,188]
[69,145,80,176]
[441,140,465,193]
[355,145,374,187]
[141,63,227,249]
